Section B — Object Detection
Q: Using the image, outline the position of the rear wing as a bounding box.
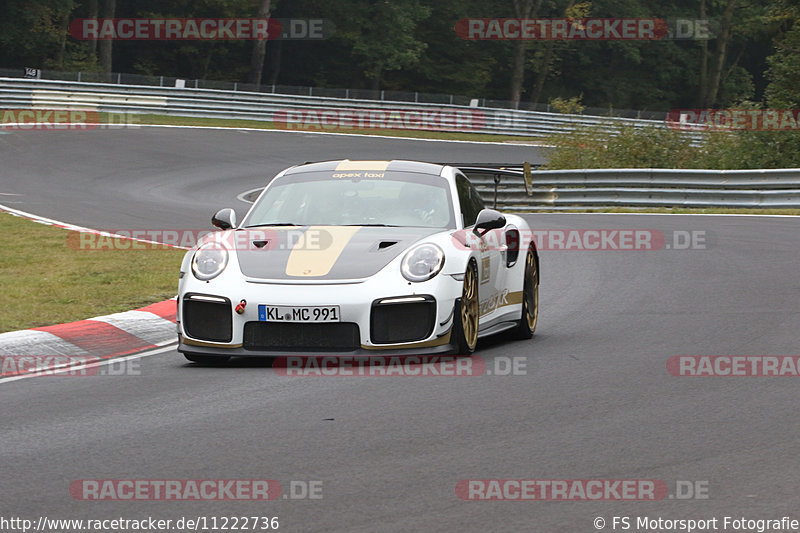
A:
[445,163,542,208]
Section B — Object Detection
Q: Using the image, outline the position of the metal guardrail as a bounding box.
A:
[1,78,788,209]
[0,77,686,140]
[460,167,800,210]
[0,66,669,119]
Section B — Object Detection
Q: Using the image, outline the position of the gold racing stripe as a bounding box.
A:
[335,160,390,171]
[479,290,524,317]
[285,226,361,277]
[505,290,523,305]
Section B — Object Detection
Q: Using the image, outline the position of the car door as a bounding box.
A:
[455,173,508,320]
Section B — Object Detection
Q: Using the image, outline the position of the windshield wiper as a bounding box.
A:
[342,223,400,227]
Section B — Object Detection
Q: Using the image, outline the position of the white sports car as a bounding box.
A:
[177,160,539,363]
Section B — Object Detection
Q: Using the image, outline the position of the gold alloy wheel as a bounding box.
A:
[461,264,479,350]
[523,250,539,332]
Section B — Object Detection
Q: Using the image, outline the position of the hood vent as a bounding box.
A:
[377,240,398,250]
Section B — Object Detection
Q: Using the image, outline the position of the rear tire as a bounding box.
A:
[452,261,479,354]
[184,353,231,365]
[511,248,539,340]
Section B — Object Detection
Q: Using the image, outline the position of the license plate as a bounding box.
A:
[258,305,340,323]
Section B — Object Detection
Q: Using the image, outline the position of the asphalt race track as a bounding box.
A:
[1,127,799,532]
[0,127,547,230]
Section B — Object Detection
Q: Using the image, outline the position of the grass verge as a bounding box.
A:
[102,112,549,144]
[0,212,186,333]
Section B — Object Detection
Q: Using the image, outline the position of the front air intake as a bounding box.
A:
[370,296,436,344]
[182,294,233,343]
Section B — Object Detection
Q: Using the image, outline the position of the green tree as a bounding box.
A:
[333,0,431,90]
[0,0,77,69]
[765,1,800,107]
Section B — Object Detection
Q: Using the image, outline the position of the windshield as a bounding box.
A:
[244,171,455,229]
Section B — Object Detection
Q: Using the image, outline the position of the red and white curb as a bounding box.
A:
[0,299,177,377]
[0,203,185,380]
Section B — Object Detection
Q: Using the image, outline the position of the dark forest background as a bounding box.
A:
[2,0,800,112]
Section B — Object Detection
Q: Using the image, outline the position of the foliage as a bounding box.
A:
[0,0,783,109]
[2,0,800,171]
[545,124,800,170]
[544,125,699,169]
[549,95,585,114]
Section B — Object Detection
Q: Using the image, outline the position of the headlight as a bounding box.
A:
[191,242,229,280]
[401,243,445,282]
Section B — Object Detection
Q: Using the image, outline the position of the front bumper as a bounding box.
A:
[177,336,457,357]
[177,272,462,356]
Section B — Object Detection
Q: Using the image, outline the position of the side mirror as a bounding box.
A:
[473,209,506,236]
[212,208,237,230]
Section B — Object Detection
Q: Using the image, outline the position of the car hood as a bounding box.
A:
[235,226,442,281]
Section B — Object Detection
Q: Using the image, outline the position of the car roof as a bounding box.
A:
[285,159,447,176]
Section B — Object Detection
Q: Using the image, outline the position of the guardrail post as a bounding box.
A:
[309,87,312,96]
[233,82,237,91]
[117,73,121,84]
[77,72,82,82]
[450,95,453,105]
[380,90,384,101]
[271,84,275,93]
[195,79,199,88]
[415,92,418,103]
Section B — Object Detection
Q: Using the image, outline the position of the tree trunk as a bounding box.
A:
[528,45,554,105]
[698,0,708,106]
[529,0,573,105]
[88,0,98,59]
[509,41,526,108]
[99,0,115,74]
[267,40,282,86]
[369,64,382,91]
[56,5,72,69]
[248,0,272,87]
[508,0,537,108]
[703,0,736,107]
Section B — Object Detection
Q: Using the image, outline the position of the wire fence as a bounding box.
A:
[0,66,668,120]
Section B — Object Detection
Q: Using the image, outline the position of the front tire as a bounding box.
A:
[453,261,479,354]
[511,247,539,340]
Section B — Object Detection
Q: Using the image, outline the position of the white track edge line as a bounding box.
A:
[0,202,191,248]
[2,122,553,146]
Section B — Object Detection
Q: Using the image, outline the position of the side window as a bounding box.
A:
[456,174,485,227]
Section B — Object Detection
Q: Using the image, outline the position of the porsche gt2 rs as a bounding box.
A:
[177,160,539,363]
